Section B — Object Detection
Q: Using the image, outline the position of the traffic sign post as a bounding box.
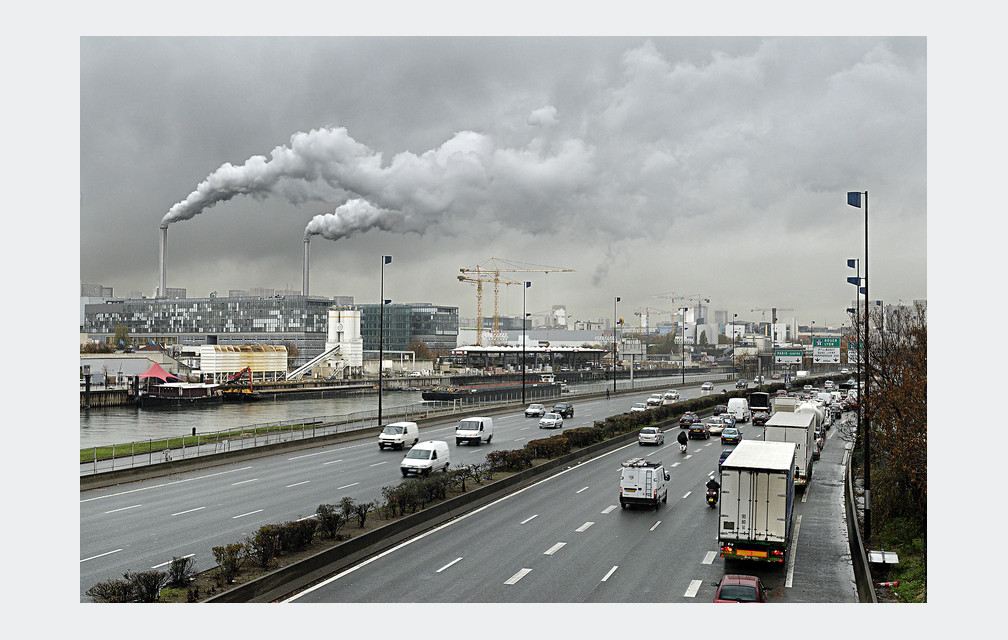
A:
[774,348,802,365]
[813,337,841,364]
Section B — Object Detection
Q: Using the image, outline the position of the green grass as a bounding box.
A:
[874,516,927,602]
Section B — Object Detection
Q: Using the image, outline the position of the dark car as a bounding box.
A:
[735,379,748,389]
[721,427,742,445]
[714,404,728,415]
[679,411,699,427]
[752,410,769,426]
[689,424,710,439]
[719,447,735,468]
[552,402,574,418]
[712,574,770,603]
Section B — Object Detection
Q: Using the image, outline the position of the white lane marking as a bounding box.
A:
[684,579,702,598]
[151,553,194,569]
[337,482,360,491]
[288,450,335,460]
[504,568,532,585]
[232,509,264,519]
[81,549,122,563]
[322,459,344,466]
[286,481,310,488]
[520,514,539,525]
[285,437,645,601]
[650,521,661,531]
[576,486,589,494]
[703,551,717,564]
[601,566,618,582]
[682,492,691,499]
[602,505,617,514]
[671,462,681,467]
[369,461,387,467]
[231,478,258,486]
[543,542,567,555]
[785,515,802,588]
[520,426,530,431]
[685,454,693,459]
[576,521,594,532]
[514,438,525,442]
[81,466,253,503]
[436,557,463,573]
[171,506,205,517]
[802,486,810,503]
[104,504,141,514]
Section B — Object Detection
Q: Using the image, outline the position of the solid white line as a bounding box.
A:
[81,466,253,502]
[576,521,594,532]
[296,514,318,521]
[171,506,205,517]
[602,505,617,514]
[151,553,194,569]
[286,481,310,488]
[785,514,802,588]
[104,504,141,514]
[369,461,387,467]
[288,450,334,460]
[576,486,589,494]
[231,478,258,486]
[232,509,264,519]
[543,542,567,555]
[520,514,539,525]
[703,551,717,565]
[601,566,618,582]
[504,568,532,585]
[682,492,691,499]
[322,459,344,466]
[336,482,360,491]
[436,557,463,573]
[650,521,661,531]
[684,579,702,598]
[81,549,122,563]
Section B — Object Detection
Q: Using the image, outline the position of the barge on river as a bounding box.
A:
[421,380,558,402]
[137,382,224,408]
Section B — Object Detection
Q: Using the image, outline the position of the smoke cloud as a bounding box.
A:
[304,198,416,241]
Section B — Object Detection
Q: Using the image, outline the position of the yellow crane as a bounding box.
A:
[459,258,575,344]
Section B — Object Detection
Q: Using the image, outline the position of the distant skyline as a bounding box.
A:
[80,36,926,328]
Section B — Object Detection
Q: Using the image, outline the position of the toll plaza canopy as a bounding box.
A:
[138,362,180,381]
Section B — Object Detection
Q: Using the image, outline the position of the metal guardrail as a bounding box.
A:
[80,373,734,476]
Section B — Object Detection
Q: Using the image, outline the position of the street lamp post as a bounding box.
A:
[522,281,531,404]
[681,307,688,385]
[378,255,392,425]
[848,190,871,541]
[810,320,816,373]
[731,313,737,378]
[613,297,620,394]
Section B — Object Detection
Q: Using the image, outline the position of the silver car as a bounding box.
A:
[638,427,664,446]
[539,412,564,429]
[525,403,546,417]
[701,381,715,391]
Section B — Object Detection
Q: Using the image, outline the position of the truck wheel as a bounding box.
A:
[456,439,462,446]
[378,444,384,451]
[401,470,408,477]
[486,435,492,443]
[620,500,627,509]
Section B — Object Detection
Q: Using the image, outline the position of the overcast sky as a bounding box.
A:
[80,35,926,329]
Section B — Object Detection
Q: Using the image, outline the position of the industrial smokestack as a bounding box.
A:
[159,224,168,298]
[303,237,310,296]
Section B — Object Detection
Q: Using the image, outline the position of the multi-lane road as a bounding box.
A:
[80,378,857,602]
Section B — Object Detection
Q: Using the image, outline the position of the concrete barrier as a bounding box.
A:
[845,455,877,603]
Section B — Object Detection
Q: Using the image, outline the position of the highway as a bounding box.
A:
[80,375,857,602]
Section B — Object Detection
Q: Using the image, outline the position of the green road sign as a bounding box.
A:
[813,337,840,348]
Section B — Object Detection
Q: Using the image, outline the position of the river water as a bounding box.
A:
[79,390,424,449]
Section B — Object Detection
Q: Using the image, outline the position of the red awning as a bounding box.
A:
[139,362,180,381]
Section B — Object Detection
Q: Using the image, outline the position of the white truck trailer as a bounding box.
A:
[718,440,797,564]
[763,408,817,491]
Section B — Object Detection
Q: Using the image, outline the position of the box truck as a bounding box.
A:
[749,391,771,415]
[718,440,797,564]
[763,408,817,490]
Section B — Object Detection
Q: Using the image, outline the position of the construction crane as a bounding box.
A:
[633,306,675,335]
[750,307,795,342]
[459,258,575,344]
[654,293,710,323]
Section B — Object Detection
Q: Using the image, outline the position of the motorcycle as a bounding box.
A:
[679,442,687,454]
[706,488,719,508]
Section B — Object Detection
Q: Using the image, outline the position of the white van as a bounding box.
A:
[619,457,670,510]
[400,440,450,477]
[456,416,493,446]
[727,397,751,423]
[378,421,419,451]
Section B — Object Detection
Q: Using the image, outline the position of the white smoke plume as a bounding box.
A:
[304,198,417,241]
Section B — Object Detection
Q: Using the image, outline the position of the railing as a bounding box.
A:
[80,371,734,476]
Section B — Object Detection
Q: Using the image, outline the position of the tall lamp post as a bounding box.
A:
[810,320,816,373]
[521,281,531,404]
[731,312,737,378]
[681,307,688,384]
[613,297,620,394]
[848,190,871,541]
[378,255,392,425]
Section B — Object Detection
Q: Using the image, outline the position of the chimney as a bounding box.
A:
[159,224,168,298]
[303,237,310,296]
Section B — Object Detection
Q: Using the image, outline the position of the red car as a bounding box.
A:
[712,574,771,602]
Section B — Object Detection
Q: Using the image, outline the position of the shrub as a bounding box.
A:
[245,525,280,570]
[86,577,134,603]
[338,496,356,522]
[124,569,169,602]
[354,501,374,527]
[563,426,604,448]
[524,434,570,460]
[316,504,346,539]
[277,519,317,553]
[167,556,196,588]
[486,449,532,471]
[212,542,246,584]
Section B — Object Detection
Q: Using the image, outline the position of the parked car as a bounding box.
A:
[701,381,715,391]
[752,410,770,426]
[712,574,770,603]
[552,402,574,418]
[539,412,564,429]
[680,411,699,427]
[630,402,648,413]
[689,423,710,439]
[646,394,663,407]
[735,379,748,389]
[721,427,742,445]
[638,426,664,446]
[719,447,735,468]
[704,416,726,435]
[524,403,546,417]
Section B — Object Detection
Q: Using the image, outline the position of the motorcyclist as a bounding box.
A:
[676,429,688,450]
[706,477,720,493]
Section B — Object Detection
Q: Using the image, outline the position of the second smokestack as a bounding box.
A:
[303,237,310,296]
[159,225,168,298]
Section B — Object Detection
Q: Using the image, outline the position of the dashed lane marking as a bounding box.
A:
[171,506,205,517]
[81,549,122,563]
[684,579,702,598]
[543,542,567,555]
[602,506,617,514]
[521,514,538,525]
[369,461,387,467]
[576,486,589,494]
[436,557,463,573]
[286,481,310,488]
[231,478,258,486]
[337,482,359,491]
[576,521,594,532]
[232,509,264,519]
[104,504,141,514]
[703,551,717,564]
[650,521,661,531]
[151,553,194,569]
[682,492,691,499]
[81,466,253,503]
[601,566,618,582]
[322,459,344,466]
[505,568,532,585]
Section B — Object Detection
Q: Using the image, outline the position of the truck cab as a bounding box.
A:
[619,458,670,510]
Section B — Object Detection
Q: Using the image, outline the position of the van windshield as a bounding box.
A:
[458,421,480,431]
[382,425,404,435]
[405,448,432,460]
